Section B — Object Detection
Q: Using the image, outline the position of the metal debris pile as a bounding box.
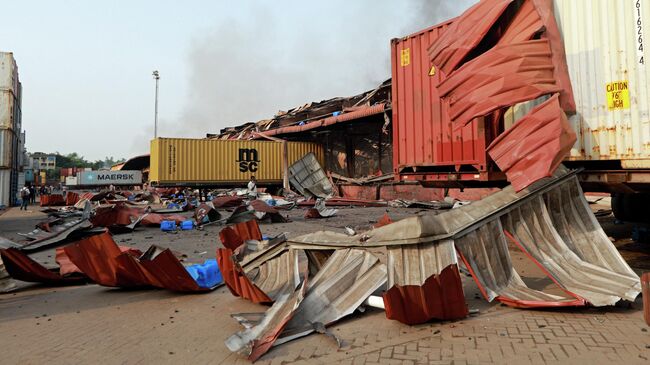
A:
[218,166,641,361]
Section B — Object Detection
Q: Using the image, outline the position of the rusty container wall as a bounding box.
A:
[149,138,323,186]
[554,0,650,167]
[391,21,493,181]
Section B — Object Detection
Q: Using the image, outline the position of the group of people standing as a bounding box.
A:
[19,183,55,210]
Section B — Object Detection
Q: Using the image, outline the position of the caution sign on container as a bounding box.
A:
[400,48,410,67]
[606,81,630,110]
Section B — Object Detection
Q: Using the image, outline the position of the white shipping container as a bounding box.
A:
[0,128,15,168]
[0,169,10,207]
[0,52,18,94]
[65,176,78,186]
[554,0,650,167]
[0,90,17,130]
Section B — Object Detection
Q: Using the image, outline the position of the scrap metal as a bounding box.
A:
[383,241,468,324]
[0,248,88,285]
[425,0,577,190]
[286,167,640,312]
[288,152,334,199]
[227,249,386,361]
[436,39,563,127]
[487,94,576,191]
[217,223,303,303]
[63,231,221,292]
[426,0,513,75]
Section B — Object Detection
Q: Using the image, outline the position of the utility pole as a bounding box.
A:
[152,70,160,138]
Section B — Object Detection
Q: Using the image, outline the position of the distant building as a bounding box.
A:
[30,152,57,170]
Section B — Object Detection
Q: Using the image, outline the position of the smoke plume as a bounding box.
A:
[177,1,474,136]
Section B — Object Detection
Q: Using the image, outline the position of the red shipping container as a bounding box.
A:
[391,21,502,185]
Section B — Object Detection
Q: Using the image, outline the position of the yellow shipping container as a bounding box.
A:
[149,138,324,186]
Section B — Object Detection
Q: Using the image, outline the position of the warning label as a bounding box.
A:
[606,80,630,110]
[400,48,410,67]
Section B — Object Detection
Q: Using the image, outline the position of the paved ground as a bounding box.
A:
[0,199,649,364]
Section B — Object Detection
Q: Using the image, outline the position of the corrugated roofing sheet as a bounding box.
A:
[218,220,300,303]
[279,249,387,343]
[383,241,467,324]
[288,167,640,308]
[0,248,88,285]
[503,178,640,305]
[487,94,576,191]
[456,220,584,308]
[227,249,386,361]
[63,232,219,292]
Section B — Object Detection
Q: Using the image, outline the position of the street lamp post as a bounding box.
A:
[152,70,160,138]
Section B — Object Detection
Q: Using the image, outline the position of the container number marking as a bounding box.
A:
[400,48,410,67]
[636,0,645,65]
[606,81,630,110]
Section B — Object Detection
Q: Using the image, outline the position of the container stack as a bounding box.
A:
[0,52,23,207]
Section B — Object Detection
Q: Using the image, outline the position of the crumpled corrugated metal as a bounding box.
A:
[456,220,585,308]
[503,177,640,306]
[487,94,576,191]
[0,248,88,285]
[426,0,514,75]
[383,241,467,324]
[288,167,640,308]
[64,231,220,292]
[426,0,577,190]
[437,39,562,127]
[226,249,386,362]
[217,220,300,304]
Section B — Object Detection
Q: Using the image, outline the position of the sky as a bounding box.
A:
[0,0,475,161]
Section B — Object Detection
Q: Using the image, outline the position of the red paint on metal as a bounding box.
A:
[255,104,386,138]
[378,185,444,201]
[497,0,575,112]
[217,220,272,303]
[248,279,309,362]
[90,203,141,227]
[55,247,83,276]
[337,184,496,202]
[530,0,575,112]
[65,192,79,206]
[138,249,211,292]
[40,194,65,207]
[212,195,244,208]
[374,213,393,228]
[487,94,576,191]
[437,39,562,126]
[140,213,186,226]
[63,232,149,288]
[0,248,88,285]
[641,272,650,326]
[219,220,262,250]
[383,264,468,324]
[499,0,544,44]
[216,248,272,304]
[427,0,513,75]
[63,232,214,292]
[337,185,377,201]
[391,21,492,177]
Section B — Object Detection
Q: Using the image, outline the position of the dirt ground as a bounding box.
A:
[0,200,649,364]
